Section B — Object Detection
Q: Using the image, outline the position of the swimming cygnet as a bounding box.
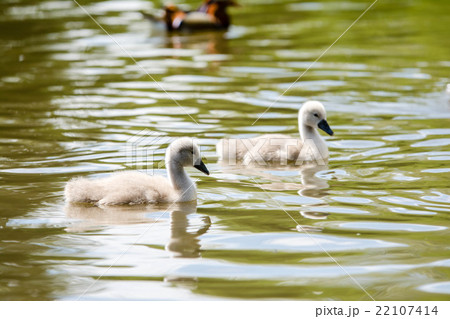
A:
[65,137,210,206]
[217,101,334,165]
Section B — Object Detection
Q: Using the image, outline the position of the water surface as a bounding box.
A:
[0,0,449,300]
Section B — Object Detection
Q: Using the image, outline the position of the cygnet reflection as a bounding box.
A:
[65,201,210,258]
[216,161,330,197]
[165,208,211,258]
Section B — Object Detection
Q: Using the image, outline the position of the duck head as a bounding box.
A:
[164,5,185,31]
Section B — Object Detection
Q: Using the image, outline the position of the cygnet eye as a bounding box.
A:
[313,113,319,118]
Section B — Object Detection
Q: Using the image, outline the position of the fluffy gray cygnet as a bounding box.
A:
[65,137,209,205]
[217,101,334,165]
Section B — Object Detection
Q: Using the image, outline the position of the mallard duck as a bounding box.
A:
[142,0,239,32]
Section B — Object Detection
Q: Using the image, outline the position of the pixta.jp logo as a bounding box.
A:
[126,129,173,174]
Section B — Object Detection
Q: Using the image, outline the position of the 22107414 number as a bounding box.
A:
[376,306,438,316]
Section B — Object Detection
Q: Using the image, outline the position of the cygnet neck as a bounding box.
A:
[300,123,320,141]
[299,120,328,159]
[166,152,196,200]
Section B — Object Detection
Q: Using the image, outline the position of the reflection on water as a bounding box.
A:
[1,0,449,300]
[298,164,330,198]
[65,204,163,230]
[66,201,210,258]
[166,206,211,258]
[218,162,329,190]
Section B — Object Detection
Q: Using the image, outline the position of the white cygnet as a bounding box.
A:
[217,101,334,165]
[65,137,209,205]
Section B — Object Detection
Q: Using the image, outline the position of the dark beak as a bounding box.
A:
[318,119,334,136]
[194,160,210,175]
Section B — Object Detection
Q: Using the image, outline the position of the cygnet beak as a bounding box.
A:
[318,119,334,136]
[194,160,210,175]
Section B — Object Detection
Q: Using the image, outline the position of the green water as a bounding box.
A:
[0,0,449,300]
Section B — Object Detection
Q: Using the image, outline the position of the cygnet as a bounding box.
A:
[65,137,209,205]
[217,101,334,165]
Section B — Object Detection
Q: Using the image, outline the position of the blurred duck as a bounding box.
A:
[142,0,239,31]
[65,138,209,205]
[217,101,334,165]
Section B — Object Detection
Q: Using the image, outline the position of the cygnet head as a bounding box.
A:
[299,101,334,136]
[166,137,210,175]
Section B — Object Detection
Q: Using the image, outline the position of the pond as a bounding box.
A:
[0,0,449,300]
